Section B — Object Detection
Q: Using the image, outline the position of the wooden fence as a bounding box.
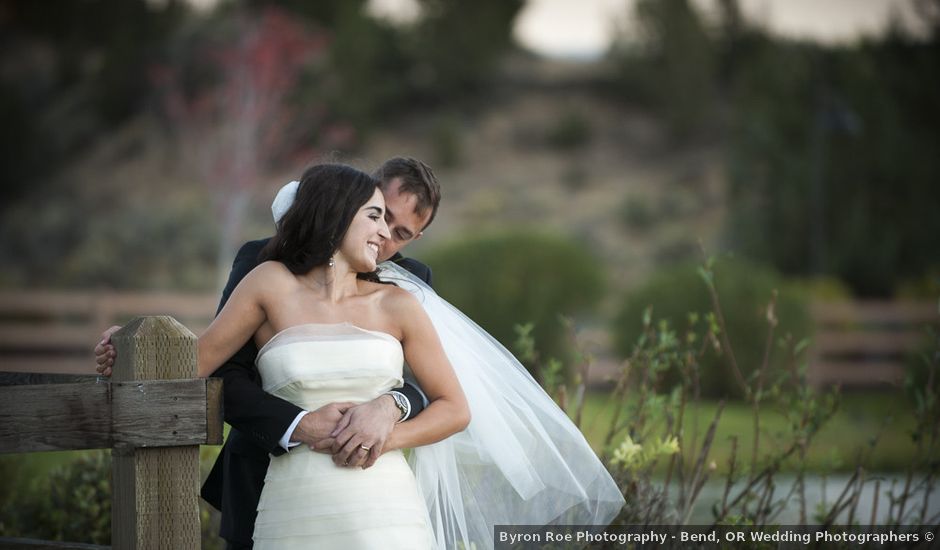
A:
[0,291,216,375]
[0,316,223,550]
[808,300,938,388]
[0,290,935,388]
[575,300,936,388]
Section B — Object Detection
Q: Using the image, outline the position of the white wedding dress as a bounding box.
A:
[252,264,625,550]
[251,323,434,549]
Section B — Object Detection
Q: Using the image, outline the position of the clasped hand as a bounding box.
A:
[294,396,399,469]
[95,326,397,470]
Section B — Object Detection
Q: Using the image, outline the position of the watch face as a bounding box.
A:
[391,392,408,418]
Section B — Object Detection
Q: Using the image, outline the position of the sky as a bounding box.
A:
[368,0,925,59]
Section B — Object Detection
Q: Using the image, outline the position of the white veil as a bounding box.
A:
[379,261,624,550]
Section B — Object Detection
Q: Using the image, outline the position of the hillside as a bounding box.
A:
[2,54,727,299]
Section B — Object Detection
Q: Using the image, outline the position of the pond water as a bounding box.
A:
[672,473,940,524]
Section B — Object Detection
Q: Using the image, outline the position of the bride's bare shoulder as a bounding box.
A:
[243,261,297,290]
[372,282,420,314]
[253,260,291,274]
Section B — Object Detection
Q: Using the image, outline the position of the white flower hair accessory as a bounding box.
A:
[271,180,300,225]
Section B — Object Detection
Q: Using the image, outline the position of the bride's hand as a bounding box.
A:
[328,395,400,469]
[296,402,354,449]
[94,326,122,377]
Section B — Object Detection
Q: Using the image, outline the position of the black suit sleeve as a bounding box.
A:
[211,240,303,456]
[391,256,434,420]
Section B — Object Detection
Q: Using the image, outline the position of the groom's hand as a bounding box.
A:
[325,395,400,469]
[94,326,122,377]
[291,402,354,448]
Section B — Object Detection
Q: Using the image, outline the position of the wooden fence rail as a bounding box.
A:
[0,316,223,550]
[1,290,935,390]
[0,291,216,375]
[808,300,938,388]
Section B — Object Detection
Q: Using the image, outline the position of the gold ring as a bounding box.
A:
[360,444,371,451]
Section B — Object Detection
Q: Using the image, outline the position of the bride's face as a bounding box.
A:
[336,188,391,272]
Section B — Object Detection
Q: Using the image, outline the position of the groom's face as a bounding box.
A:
[378,177,432,262]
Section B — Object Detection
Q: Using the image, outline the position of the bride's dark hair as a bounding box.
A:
[259,163,380,275]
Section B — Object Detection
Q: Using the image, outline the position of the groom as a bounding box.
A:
[94,157,441,550]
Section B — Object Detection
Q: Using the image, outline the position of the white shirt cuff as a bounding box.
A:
[279,410,309,451]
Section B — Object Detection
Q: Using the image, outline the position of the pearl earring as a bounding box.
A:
[328,256,335,268]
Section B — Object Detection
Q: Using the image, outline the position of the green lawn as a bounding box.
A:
[0,391,923,508]
[576,390,923,473]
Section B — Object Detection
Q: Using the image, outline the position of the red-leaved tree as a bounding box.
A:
[151,7,340,287]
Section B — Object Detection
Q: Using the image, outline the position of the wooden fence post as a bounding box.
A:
[110,316,202,550]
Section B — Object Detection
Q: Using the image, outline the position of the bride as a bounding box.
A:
[197,163,623,549]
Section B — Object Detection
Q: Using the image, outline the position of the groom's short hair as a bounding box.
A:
[373,157,441,230]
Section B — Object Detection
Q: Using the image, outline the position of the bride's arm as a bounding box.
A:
[383,289,470,452]
[196,262,274,378]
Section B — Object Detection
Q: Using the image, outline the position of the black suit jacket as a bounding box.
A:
[200,238,433,545]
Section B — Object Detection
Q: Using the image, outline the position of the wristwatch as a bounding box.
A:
[387,390,410,423]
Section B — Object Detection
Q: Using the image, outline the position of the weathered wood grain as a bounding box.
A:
[110,316,202,550]
[0,379,222,453]
[0,372,99,386]
[0,382,110,452]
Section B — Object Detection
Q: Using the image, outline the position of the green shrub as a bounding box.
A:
[546,109,592,151]
[422,231,605,375]
[619,195,656,231]
[652,234,699,265]
[612,257,812,398]
[895,269,940,300]
[787,276,854,302]
[0,452,110,544]
[903,304,939,396]
[0,448,226,549]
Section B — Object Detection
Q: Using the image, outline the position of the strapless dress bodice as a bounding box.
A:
[256,322,405,410]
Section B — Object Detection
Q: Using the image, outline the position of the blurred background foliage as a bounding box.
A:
[1,0,935,291]
[0,0,187,204]
[0,452,111,545]
[723,25,940,296]
[612,256,814,399]
[0,0,936,375]
[0,448,226,549]
[423,231,605,372]
[608,0,940,297]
